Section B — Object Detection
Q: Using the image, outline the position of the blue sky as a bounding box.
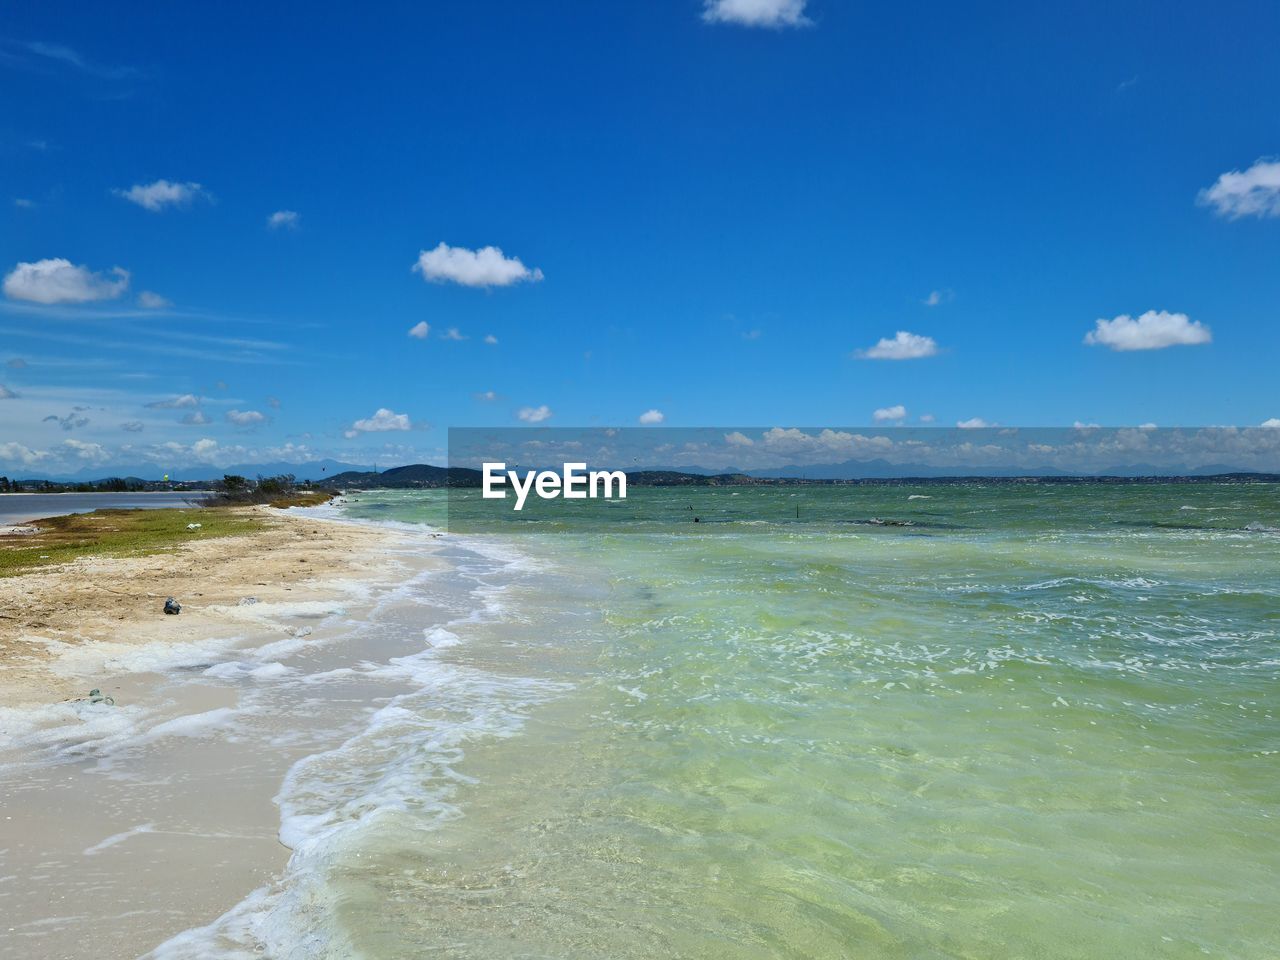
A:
[3,0,1280,476]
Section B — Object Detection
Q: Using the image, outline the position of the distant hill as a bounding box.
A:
[319,464,483,488]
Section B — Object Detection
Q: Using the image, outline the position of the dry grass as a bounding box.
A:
[0,508,263,577]
[265,490,337,509]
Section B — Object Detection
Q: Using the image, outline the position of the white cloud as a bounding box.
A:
[62,438,110,464]
[725,431,754,446]
[0,384,16,399]
[957,418,991,429]
[484,334,498,345]
[517,405,553,423]
[147,393,202,409]
[267,210,300,230]
[408,321,430,339]
[226,409,266,426]
[181,411,212,425]
[1197,159,1280,219]
[4,258,129,304]
[14,198,33,209]
[857,331,939,360]
[476,390,498,402]
[440,327,466,341]
[413,243,544,288]
[918,413,935,423]
[351,408,411,433]
[702,0,810,28]
[192,438,219,458]
[121,420,144,432]
[114,179,209,212]
[873,404,907,423]
[638,409,665,424]
[923,289,953,307]
[1084,310,1211,351]
[1261,418,1280,428]
[0,442,50,466]
[138,290,172,309]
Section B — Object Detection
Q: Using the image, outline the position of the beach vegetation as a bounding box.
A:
[0,507,263,577]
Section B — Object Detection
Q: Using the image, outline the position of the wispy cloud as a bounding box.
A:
[146,393,202,410]
[1197,159,1280,219]
[267,209,300,230]
[440,327,466,341]
[922,289,953,307]
[702,0,811,28]
[1084,310,1211,351]
[856,331,939,360]
[956,417,991,429]
[1,40,137,81]
[517,405,553,423]
[138,290,172,309]
[114,179,210,212]
[3,258,129,304]
[413,243,543,288]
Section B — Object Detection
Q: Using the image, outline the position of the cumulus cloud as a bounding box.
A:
[147,393,202,409]
[181,411,212,425]
[517,405,553,423]
[873,404,907,423]
[350,408,412,433]
[1262,418,1280,428]
[857,331,939,360]
[702,0,810,27]
[1197,159,1280,219]
[267,209,300,230]
[413,243,543,288]
[725,431,754,446]
[408,321,430,339]
[3,258,129,304]
[957,418,991,429]
[484,334,498,345]
[226,409,266,426]
[1084,310,1211,351]
[0,442,50,466]
[62,438,110,464]
[138,290,172,309]
[0,384,16,399]
[638,409,665,424]
[114,179,209,212]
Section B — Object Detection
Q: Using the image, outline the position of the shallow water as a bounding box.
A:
[6,484,1279,958]
[255,484,1278,959]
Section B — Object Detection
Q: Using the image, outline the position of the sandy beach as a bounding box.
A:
[0,507,409,706]
[0,506,453,959]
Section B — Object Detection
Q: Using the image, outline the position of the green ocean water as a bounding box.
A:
[304,484,1279,958]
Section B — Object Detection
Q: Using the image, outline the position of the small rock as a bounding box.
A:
[163,597,182,615]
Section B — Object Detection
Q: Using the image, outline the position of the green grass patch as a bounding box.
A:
[0,507,263,577]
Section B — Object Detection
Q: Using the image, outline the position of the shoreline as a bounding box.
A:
[0,506,409,707]
[0,505,455,959]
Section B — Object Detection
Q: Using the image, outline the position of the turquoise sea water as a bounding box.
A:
[181,484,1280,958]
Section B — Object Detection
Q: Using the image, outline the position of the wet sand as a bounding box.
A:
[0,508,448,959]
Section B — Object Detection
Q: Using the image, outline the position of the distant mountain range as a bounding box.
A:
[8,459,1280,489]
